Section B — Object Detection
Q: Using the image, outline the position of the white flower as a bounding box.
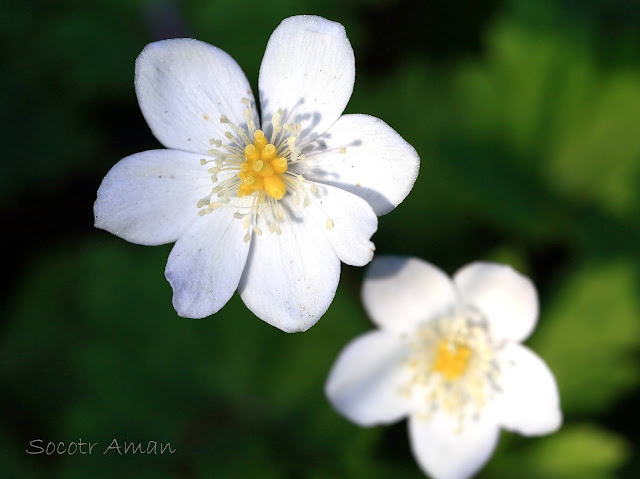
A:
[93,16,419,332]
[325,256,562,479]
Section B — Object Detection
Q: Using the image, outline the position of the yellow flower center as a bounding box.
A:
[432,340,471,381]
[398,314,499,423]
[237,130,288,200]
[196,98,321,242]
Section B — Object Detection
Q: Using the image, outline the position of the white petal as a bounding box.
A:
[362,256,457,334]
[306,183,377,266]
[165,206,250,318]
[454,262,538,342]
[325,330,412,426]
[299,114,420,215]
[94,149,211,245]
[258,15,355,145]
[495,343,562,435]
[408,412,500,479]
[135,39,257,154]
[238,206,341,332]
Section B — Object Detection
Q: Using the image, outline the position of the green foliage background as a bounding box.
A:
[2,0,639,477]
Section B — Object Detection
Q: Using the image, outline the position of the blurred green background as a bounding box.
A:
[2,0,640,477]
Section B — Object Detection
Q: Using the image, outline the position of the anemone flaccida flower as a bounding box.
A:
[94,16,419,332]
[326,256,562,479]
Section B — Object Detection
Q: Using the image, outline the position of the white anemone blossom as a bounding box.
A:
[325,256,561,479]
[94,16,419,332]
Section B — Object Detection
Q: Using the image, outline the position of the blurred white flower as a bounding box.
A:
[94,16,419,332]
[325,256,561,479]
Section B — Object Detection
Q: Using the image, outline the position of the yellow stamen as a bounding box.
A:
[432,340,471,381]
[237,134,287,198]
[238,183,253,196]
[264,175,286,200]
[244,144,260,163]
[258,163,274,177]
[250,175,264,191]
[254,130,267,151]
[261,144,276,162]
[198,100,317,235]
[272,157,288,174]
